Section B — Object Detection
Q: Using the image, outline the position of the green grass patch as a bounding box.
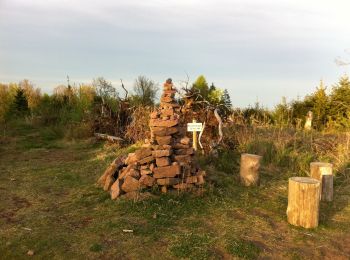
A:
[169,232,215,259]
[226,238,261,259]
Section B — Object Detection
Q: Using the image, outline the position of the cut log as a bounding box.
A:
[321,175,333,202]
[94,133,123,143]
[310,162,333,201]
[239,153,262,186]
[286,177,320,229]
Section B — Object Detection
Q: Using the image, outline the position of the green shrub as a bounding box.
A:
[246,139,277,164]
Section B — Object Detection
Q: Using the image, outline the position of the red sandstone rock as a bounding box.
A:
[118,164,137,179]
[151,127,167,136]
[163,83,173,90]
[161,96,173,103]
[139,175,155,187]
[142,143,151,148]
[135,148,152,160]
[156,157,171,167]
[186,176,198,184]
[152,149,172,158]
[173,143,190,149]
[160,144,172,150]
[160,102,180,108]
[110,179,122,199]
[125,153,138,164]
[163,89,176,95]
[125,168,140,179]
[197,175,205,185]
[103,175,115,191]
[150,119,179,127]
[141,169,152,175]
[138,155,154,164]
[180,137,190,145]
[173,155,192,164]
[161,186,167,193]
[153,164,181,178]
[166,127,178,135]
[122,176,140,192]
[197,170,207,176]
[97,155,126,186]
[161,109,174,116]
[175,148,194,155]
[156,178,181,186]
[156,136,172,145]
[152,127,178,136]
[150,111,158,119]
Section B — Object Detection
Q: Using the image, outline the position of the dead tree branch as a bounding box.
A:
[120,79,128,100]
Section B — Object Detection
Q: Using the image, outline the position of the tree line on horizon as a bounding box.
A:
[0,74,349,138]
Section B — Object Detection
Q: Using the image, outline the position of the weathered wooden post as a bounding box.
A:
[304,111,313,131]
[239,153,262,186]
[192,119,198,151]
[286,177,320,228]
[310,162,333,201]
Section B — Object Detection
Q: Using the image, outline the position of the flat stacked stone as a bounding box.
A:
[98,78,206,200]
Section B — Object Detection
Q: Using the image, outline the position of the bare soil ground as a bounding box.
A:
[0,123,349,259]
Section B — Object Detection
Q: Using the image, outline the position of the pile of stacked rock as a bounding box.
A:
[97,79,205,199]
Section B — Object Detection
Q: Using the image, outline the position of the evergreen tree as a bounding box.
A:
[209,83,216,92]
[218,89,232,119]
[328,75,350,128]
[311,80,329,129]
[12,88,29,116]
[221,89,232,108]
[274,97,292,126]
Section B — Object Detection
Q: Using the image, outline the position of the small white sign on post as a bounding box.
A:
[187,123,203,132]
[187,120,202,151]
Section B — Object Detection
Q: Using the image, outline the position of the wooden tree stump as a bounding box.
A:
[310,162,333,201]
[321,175,333,202]
[286,177,320,228]
[239,153,262,186]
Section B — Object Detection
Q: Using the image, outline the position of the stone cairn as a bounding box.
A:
[97,78,206,199]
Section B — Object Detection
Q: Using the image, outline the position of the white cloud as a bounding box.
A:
[0,0,349,106]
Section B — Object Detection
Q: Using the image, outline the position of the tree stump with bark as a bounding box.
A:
[239,153,262,186]
[310,162,333,201]
[286,177,320,228]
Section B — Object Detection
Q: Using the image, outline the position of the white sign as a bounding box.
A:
[187,123,203,132]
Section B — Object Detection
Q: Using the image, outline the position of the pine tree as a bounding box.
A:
[218,89,232,119]
[12,88,29,116]
[312,80,329,129]
[222,89,232,108]
[328,75,350,128]
[209,83,216,92]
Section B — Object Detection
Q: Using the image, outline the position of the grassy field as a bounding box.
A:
[0,122,350,259]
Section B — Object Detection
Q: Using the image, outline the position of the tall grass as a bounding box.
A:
[222,124,350,177]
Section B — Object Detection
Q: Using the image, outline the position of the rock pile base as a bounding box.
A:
[97,78,206,199]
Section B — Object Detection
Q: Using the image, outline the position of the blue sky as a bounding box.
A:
[1,0,350,107]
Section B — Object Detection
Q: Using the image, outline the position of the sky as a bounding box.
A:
[1,0,350,107]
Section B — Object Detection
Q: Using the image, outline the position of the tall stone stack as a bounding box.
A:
[97,78,206,199]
